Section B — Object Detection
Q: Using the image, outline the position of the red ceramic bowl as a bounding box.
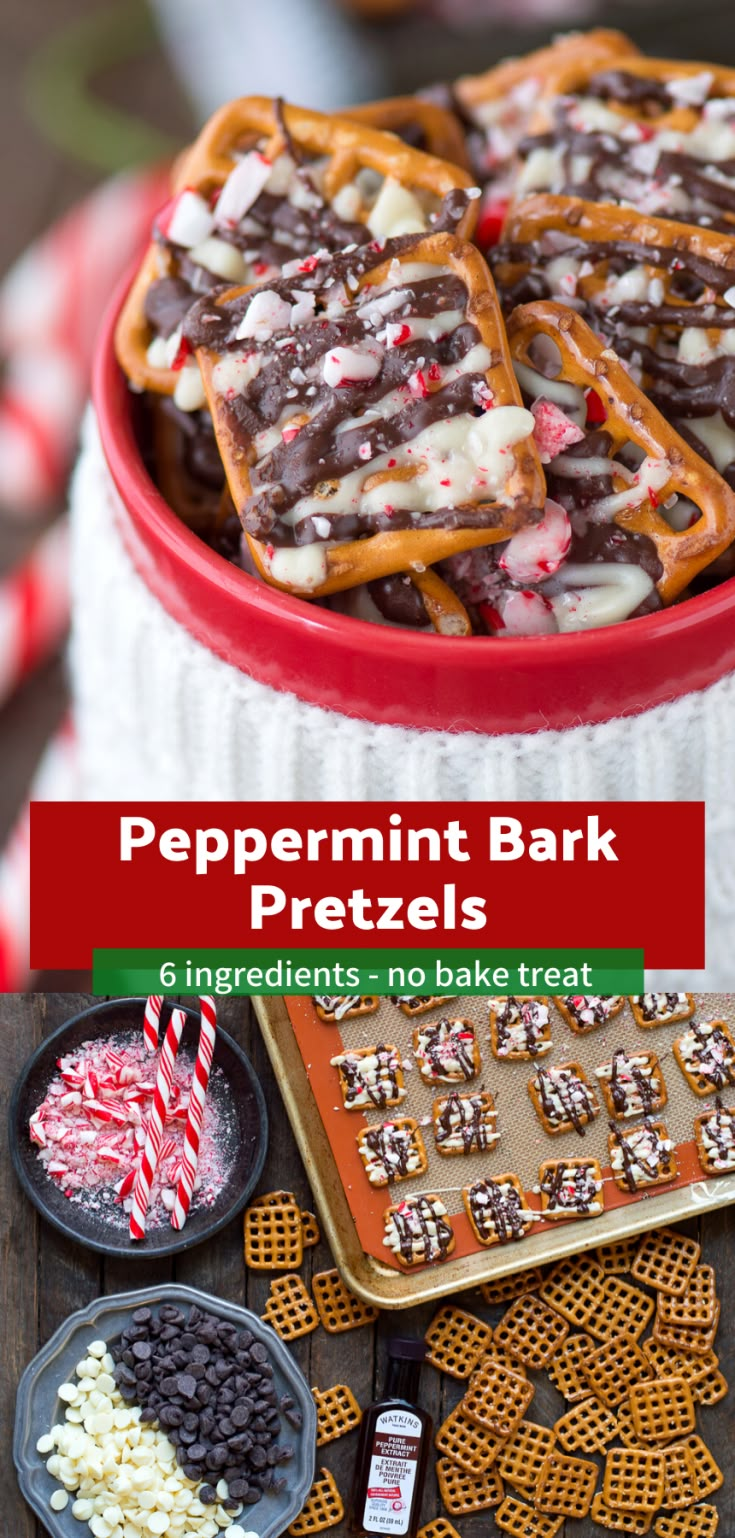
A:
[93,278,735,736]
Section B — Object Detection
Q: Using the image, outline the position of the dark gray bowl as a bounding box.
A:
[9,997,267,1257]
[14,1284,316,1538]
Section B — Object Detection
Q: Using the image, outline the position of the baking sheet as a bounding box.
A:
[255,994,735,1308]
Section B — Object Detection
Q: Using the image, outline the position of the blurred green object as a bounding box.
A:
[25,0,180,172]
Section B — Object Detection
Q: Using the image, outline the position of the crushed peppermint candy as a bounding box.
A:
[28,1033,238,1230]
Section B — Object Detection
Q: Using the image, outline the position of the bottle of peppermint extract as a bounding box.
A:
[349,1339,432,1538]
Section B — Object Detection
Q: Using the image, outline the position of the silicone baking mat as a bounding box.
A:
[270,994,735,1299]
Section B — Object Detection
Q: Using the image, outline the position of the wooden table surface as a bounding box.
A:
[2,993,734,1538]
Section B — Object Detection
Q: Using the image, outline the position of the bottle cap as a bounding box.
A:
[387,1338,427,1361]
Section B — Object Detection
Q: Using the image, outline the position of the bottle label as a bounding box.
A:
[362,1409,423,1534]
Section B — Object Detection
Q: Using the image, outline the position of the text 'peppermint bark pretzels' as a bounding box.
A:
[115,95,478,401]
[505,299,735,601]
[515,57,735,231]
[192,231,545,595]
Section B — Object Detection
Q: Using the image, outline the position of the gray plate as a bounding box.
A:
[9,998,268,1257]
[14,1284,317,1538]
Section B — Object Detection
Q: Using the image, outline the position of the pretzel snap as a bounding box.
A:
[513,54,735,223]
[506,299,735,602]
[115,96,477,397]
[193,232,545,597]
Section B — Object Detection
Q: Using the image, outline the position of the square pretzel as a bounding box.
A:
[435,1403,507,1473]
[539,1255,606,1329]
[461,1358,535,1437]
[436,1456,504,1514]
[262,1274,320,1340]
[528,1061,599,1136]
[673,1020,735,1096]
[535,1452,598,1519]
[631,1229,701,1298]
[595,1238,641,1275]
[195,232,546,599]
[301,1209,320,1247]
[661,1443,699,1510]
[641,1340,710,1390]
[653,1510,720,1538]
[554,994,625,1034]
[289,1468,344,1535]
[694,1099,735,1175]
[313,994,379,1022]
[504,299,735,604]
[116,94,477,396]
[608,1120,677,1193]
[480,1267,544,1304]
[425,1305,494,1379]
[243,1201,304,1271]
[546,1333,595,1403]
[495,1493,562,1537]
[495,1419,556,1493]
[471,1348,528,1383]
[591,1493,654,1534]
[587,1276,654,1343]
[464,1174,536,1247]
[331,1043,406,1111]
[311,1268,378,1332]
[357,1117,428,1186]
[312,1383,362,1446]
[433,1089,498,1154]
[414,1017,480,1083]
[417,1521,462,1538]
[489,997,552,1061]
[630,995,696,1029]
[554,1396,618,1456]
[383,1193,455,1267]
[653,1301,721,1357]
[657,1266,717,1330]
[672,1437,724,1499]
[692,1361,728,1407]
[391,995,453,1016]
[596,1050,668,1121]
[615,1397,656,1453]
[603,1448,666,1514]
[493,1294,569,1369]
[583,1333,652,1409]
[629,1377,697,1446]
[538,1158,604,1220]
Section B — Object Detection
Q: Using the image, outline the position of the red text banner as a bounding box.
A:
[30,801,704,971]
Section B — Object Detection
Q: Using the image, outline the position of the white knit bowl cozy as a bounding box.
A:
[70,411,735,988]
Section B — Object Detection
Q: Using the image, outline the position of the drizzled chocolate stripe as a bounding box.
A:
[586,69,682,109]
[249,375,483,533]
[492,236,735,299]
[517,123,735,231]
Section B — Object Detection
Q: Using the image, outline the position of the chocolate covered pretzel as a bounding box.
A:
[115,95,478,400]
[495,198,735,533]
[504,299,735,602]
[192,230,545,596]
[448,30,637,213]
[515,58,735,232]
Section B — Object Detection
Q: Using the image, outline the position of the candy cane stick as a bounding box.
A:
[143,995,163,1053]
[129,1007,186,1241]
[171,996,217,1231]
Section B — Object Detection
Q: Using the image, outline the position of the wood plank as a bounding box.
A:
[3,993,735,1538]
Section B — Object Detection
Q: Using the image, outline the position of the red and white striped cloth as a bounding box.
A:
[0,165,169,516]
[0,162,171,987]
